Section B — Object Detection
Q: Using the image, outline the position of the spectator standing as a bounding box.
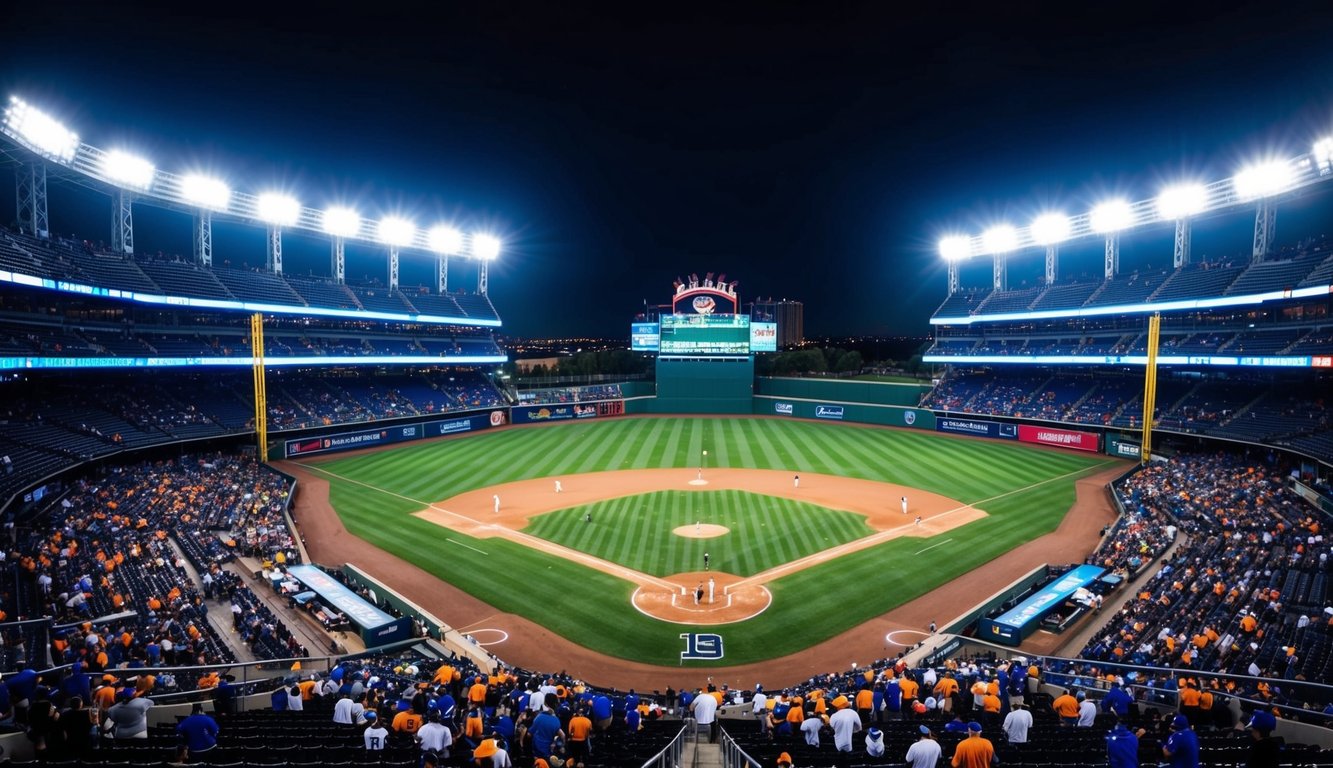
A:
[363,711,389,752]
[105,690,153,740]
[1106,717,1140,768]
[905,725,942,768]
[690,688,718,743]
[1002,700,1032,745]
[1163,714,1200,768]
[950,721,995,768]
[177,702,219,760]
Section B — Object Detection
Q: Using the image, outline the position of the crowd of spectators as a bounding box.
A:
[516,384,623,405]
[0,453,301,679]
[1078,452,1330,701]
[919,370,1333,461]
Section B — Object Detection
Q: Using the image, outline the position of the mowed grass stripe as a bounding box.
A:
[521,490,875,578]
[318,417,1113,664]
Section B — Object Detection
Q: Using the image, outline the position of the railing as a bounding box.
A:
[719,726,763,768]
[637,723,689,768]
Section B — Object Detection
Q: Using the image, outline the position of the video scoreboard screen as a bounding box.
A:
[659,314,751,355]
[631,323,660,351]
[749,321,777,352]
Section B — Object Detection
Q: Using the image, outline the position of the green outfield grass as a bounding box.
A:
[311,417,1114,666]
[523,490,875,577]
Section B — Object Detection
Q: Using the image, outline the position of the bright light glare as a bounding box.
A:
[1314,138,1333,173]
[377,217,415,247]
[1090,200,1133,233]
[101,150,155,189]
[1030,213,1070,245]
[256,193,301,226]
[3,97,78,162]
[428,225,464,254]
[982,225,1018,254]
[1156,184,1208,220]
[1233,160,1295,200]
[472,233,502,260]
[181,174,230,210]
[322,207,361,238]
[938,236,972,261]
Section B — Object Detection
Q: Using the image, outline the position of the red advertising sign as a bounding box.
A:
[1017,424,1099,452]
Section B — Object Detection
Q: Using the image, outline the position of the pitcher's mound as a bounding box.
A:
[673,524,730,539]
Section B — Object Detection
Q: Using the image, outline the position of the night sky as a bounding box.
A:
[5,2,1333,337]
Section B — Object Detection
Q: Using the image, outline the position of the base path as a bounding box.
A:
[411,468,985,623]
[278,459,1124,691]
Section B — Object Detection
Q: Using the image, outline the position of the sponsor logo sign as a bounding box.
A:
[815,405,844,420]
[1017,424,1099,452]
[774,402,794,415]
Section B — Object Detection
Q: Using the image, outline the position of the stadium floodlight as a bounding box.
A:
[1156,183,1208,220]
[1233,160,1295,200]
[472,233,502,260]
[1313,138,1333,173]
[1090,199,1133,233]
[427,225,464,254]
[938,235,972,261]
[101,150,155,190]
[377,216,415,247]
[256,193,301,226]
[981,224,1018,254]
[181,174,231,210]
[1030,213,1070,245]
[322,207,361,238]
[3,97,78,162]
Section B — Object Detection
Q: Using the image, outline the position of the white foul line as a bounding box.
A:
[295,461,678,591]
[447,538,488,555]
[914,538,953,556]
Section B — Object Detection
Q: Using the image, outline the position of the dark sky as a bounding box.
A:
[5,2,1333,337]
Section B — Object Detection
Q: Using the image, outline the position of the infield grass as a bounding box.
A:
[311,417,1114,666]
[524,490,875,577]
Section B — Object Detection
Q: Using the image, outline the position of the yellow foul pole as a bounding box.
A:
[251,313,268,462]
[1139,313,1160,465]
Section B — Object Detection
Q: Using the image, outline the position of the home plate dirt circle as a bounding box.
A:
[631,571,772,625]
[673,523,730,539]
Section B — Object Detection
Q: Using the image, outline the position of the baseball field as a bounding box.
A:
[292,416,1116,668]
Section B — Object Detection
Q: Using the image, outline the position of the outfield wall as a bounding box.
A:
[755,377,931,406]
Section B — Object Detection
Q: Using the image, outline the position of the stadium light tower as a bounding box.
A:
[982,224,1017,291]
[1157,183,1207,268]
[1234,160,1295,262]
[3,97,73,239]
[257,193,300,275]
[428,225,464,293]
[1091,199,1133,278]
[1031,213,1070,285]
[1315,137,1333,176]
[322,207,361,285]
[472,233,502,295]
[181,174,230,267]
[938,235,972,295]
[99,149,154,255]
[377,217,415,290]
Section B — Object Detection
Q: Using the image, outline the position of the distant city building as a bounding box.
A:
[747,299,804,348]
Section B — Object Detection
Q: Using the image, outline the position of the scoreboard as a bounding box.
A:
[659,314,751,356]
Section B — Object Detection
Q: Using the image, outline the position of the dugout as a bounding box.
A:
[977,564,1105,646]
[284,564,414,647]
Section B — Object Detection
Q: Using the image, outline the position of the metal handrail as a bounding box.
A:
[637,723,688,768]
[718,726,763,768]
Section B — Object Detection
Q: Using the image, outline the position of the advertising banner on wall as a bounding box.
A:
[512,403,605,423]
[935,418,1018,440]
[283,411,501,458]
[1017,424,1100,452]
